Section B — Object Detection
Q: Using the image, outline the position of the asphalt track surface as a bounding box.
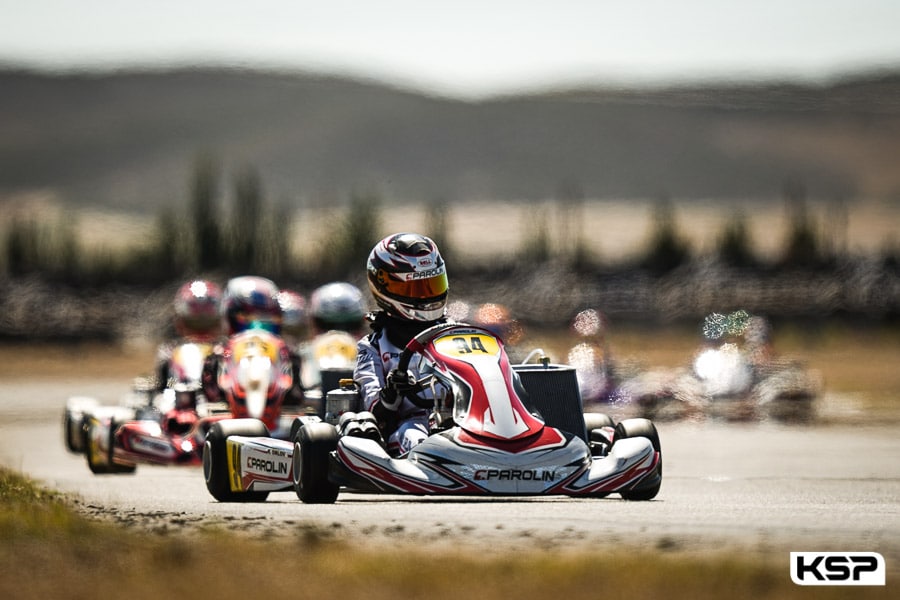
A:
[1,379,899,571]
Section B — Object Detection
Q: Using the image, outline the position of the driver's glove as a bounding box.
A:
[379,369,417,411]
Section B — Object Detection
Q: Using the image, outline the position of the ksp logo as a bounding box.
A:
[790,552,885,586]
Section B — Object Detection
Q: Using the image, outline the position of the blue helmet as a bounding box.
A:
[222,276,282,335]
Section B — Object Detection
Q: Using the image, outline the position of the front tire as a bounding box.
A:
[292,422,339,504]
[583,412,615,432]
[614,418,662,501]
[203,419,271,502]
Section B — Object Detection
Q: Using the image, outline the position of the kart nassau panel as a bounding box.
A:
[218,330,294,429]
[225,436,295,493]
[417,330,545,441]
[333,429,659,496]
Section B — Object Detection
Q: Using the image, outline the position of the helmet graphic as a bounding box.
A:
[309,282,367,333]
[222,276,282,335]
[174,279,222,337]
[366,233,448,322]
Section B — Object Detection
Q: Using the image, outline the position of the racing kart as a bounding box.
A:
[202,323,662,503]
[64,340,221,474]
[614,312,820,422]
[65,329,307,474]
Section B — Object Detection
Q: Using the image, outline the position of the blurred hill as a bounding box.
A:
[2,67,900,211]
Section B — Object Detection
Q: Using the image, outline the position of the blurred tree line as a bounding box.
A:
[2,155,898,289]
[1,154,386,287]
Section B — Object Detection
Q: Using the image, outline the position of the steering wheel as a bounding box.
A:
[394,322,463,410]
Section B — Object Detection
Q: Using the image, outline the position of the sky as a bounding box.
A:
[2,0,900,98]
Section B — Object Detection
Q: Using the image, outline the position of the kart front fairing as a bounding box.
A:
[332,427,657,496]
[410,326,545,440]
[218,329,295,431]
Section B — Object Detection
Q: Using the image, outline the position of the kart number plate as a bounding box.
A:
[434,333,500,358]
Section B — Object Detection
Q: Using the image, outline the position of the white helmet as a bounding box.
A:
[309,282,366,332]
[366,233,448,322]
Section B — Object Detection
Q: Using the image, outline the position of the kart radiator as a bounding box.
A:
[312,368,355,418]
[513,364,588,442]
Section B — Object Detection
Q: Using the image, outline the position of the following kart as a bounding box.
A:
[615,311,820,422]
[202,322,662,503]
[210,328,308,439]
[66,328,307,474]
[64,340,222,474]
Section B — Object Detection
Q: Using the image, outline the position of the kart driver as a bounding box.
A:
[354,232,450,456]
[201,276,304,407]
[298,281,367,390]
[155,279,224,394]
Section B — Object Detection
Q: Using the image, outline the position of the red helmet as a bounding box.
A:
[366,233,448,322]
[173,280,222,337]
[222,276,282,335]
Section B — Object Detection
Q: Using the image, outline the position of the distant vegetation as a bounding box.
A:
[1,154,884,287]
[1,160,898,342]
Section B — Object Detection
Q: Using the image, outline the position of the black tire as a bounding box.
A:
[583,412,615,433]
[292,422,339,504]
[584,412,616,461]
[203,419,271,502]
[614,418,662,501]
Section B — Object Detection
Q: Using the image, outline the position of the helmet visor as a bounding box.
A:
[381,268,448,301]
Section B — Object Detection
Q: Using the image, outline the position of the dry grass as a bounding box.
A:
[3,468,894,600]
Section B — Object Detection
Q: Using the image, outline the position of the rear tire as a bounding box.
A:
[614,418,662,501]
[203,419,271,502]
[292,422,339,504]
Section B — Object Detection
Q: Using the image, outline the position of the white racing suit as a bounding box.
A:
[354,324,445,456]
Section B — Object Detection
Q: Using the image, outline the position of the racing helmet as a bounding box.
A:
[173,279,223,337]
[309,282,367,333]
[366,233,448,322]
[222,276,283,335]
[277,289,308,340]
